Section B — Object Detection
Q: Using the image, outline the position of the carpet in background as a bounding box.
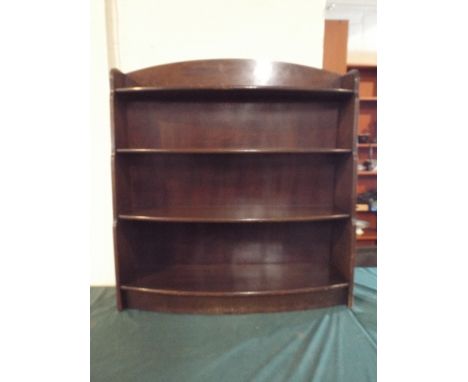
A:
[91,267,377,382]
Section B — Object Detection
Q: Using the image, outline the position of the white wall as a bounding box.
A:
[113,0,327,71]
[91,0,327,285]
[91,0,114,285]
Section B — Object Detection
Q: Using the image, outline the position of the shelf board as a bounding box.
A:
[347,63,377,69]
[357,229,377,241]
[120,263,348,297]
[360,97,377,102]
[114,86,355,100]
[356,209,377,214]
[116,148,353,155]
[358,171,377,176]
[118,206,350,223]
[357,143,377,148]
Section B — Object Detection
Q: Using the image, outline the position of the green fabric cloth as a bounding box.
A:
[91,268,376,382]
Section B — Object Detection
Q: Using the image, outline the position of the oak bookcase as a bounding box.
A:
[110,59,358,314]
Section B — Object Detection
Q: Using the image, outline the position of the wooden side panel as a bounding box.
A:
[337,70,359,148]
[333,70,359,306]
[110,69,127,310]
[334,155,355,213]
[323,20,349,74]
[330,219,355,306]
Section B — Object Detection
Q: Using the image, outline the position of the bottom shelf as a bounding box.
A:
[120,263,349,313]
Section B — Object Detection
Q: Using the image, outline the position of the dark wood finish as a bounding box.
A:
[121,264,347,296]
[335,70,359,305]
[116,148,352,154]
[116,154,349,218]
[115,86,354,98]
[323,20,349,74]
[119,206,349,223]
[122,287,348,314]
[111,60,358,313]
[110,69,127,310]
[116,98,351,151]
[119,59,344,89]
[117,221,343,275]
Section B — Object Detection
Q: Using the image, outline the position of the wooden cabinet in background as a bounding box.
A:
[347,63,377,248]
[110,59,359,314]
[322,18,377,259]
[323,20,349,74]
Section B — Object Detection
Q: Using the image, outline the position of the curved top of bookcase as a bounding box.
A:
[111,59,358,91]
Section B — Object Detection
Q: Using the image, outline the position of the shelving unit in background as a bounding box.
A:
[111,59,359,314]
[347,63,377,249]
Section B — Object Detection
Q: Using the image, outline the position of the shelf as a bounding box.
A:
[114,86,355,100]
[360,97,377,102]
[118,206,350,223]
[347,63,376,69]
[120,263,348,297]
[358,171,377,176]
[357,229,377,241]
[358,143,377,148]
[356,209,377,214]
[116,148,353,155]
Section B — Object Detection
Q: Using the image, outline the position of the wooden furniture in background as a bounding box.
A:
[110,59,359,314]
[323,20,349,74]
[347,63,377,249]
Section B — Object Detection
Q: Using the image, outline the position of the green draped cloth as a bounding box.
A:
[91,268,376,382]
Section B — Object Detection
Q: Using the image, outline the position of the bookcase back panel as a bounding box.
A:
[118,221,333,272]
[117,154,341,212]
[119,101,341,149]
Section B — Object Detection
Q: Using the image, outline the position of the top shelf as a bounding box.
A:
[114,86,356,101]
[347,63,377,69]
[360,96,377,102]
[116,148,353,155]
